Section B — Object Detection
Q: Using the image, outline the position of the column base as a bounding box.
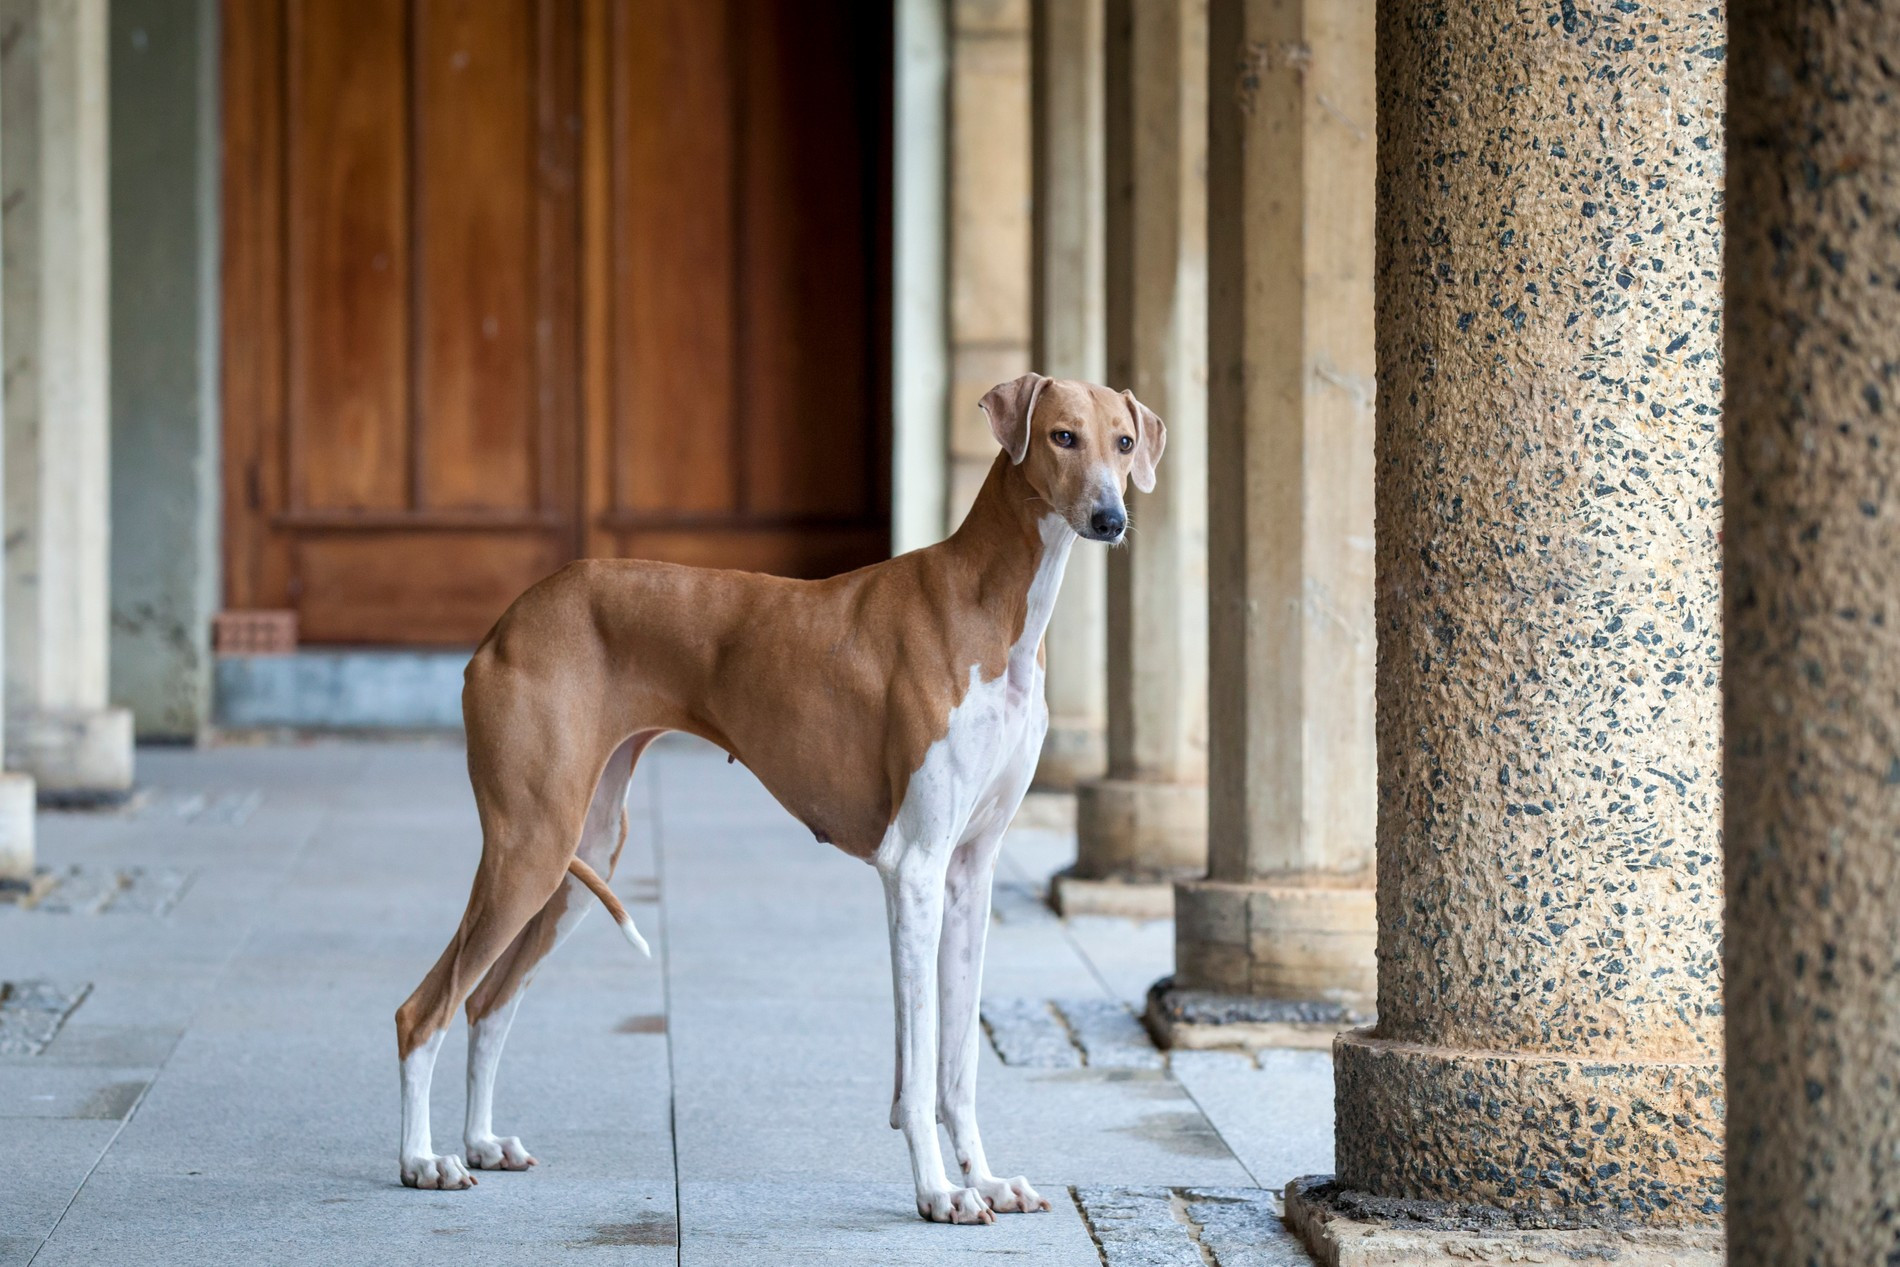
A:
[1334,1029,1725,1222]
[1034,715,1106,790]
[1051,867,1184,919]
[1073,776,1206,879]
[1171,877,1375,1012]
[1010,788,1078,833]
[1283,1176,1723,1266]
[6,708,135,803]
[1145,975,1369,1051]
[0,772,35,882]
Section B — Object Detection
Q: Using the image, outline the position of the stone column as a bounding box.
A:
[1293,0,1727,1255]
[945,0,1031,527]
[1154,0,1376,1048]
[1030,0,1107,790]
[1061,0,1207,917]
[109,0,223,741]
[0,578,33,885]
[1,0,132,801]
[0,33,33,882]
[1724,3,1900,1261]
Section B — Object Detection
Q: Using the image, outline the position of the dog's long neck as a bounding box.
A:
[942,453,1077,674]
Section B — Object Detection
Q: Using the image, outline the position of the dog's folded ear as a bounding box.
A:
[978,373,1048,465]
[1120,390,1166,493]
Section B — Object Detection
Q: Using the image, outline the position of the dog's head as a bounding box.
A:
[977,374,1165,543]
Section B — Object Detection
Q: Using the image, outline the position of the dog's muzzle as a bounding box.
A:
[1082,505,1126,543]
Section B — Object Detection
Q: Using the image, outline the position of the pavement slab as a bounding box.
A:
[0,738,1324,1265]
[1058,997,1168,1071]
[0,981,91,1055]
[983,997,1083,1068]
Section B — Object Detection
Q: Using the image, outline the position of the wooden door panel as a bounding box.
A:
[225,0,888,646]
[737,0,877,519]
[226,0,582,645]
[585,0,891,571]
[613,526,889,580]
[285,0,411,512]
[610,0,736,517]
[414,0,541,513]
[294,533,570,644]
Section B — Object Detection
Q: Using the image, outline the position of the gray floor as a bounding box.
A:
[1,739,1325,1265]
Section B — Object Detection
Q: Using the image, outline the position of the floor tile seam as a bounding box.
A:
[1052,918,1264,1189]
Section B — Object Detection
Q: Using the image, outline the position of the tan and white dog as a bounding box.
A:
[394,374,1163,1223]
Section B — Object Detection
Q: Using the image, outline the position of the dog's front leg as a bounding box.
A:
[936,832,1049,1214]
[880,844,993,1225]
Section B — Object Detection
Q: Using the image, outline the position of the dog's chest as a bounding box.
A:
[925,656,1047,834]
[876,516,1072,858]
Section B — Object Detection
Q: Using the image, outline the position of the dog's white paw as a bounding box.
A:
[973,1174,1049,1214]
[464,1134,536,1171]
[401,1152,477,1190]
[918,1186,995,1225]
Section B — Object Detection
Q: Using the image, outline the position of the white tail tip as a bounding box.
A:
[618,916,652,958]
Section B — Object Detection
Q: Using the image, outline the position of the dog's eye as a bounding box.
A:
[1117,435,1135,453]
[1052,430,1076,448]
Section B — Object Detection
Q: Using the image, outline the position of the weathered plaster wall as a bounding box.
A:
[1724,0,1900,1259]
[1339,0,1726,1221]
[108,0,220,740]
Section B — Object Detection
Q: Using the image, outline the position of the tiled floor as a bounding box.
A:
[0,739,1327,1265]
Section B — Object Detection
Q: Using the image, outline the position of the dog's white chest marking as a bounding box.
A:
[882,515,1074,858]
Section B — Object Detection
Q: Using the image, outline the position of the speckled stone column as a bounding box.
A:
[1724,1,1900,1260]
[1157,0,1375,1043]
[1330,0,1727,1227]
[1,0,132,801]
[1062,0,1208,914]
[1031,0,1108,791]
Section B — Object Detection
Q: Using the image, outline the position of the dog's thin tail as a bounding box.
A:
[567,857,651,958]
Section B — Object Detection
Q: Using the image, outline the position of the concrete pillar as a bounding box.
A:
[0,506,34,880]
[0,494,31,877]
[1,0,132,800]
[1153,0,1376,1047]
[1724,2,1900,1261]
[892,0,950,556]
[1059,0,1206,915]
[944,0,1031,528]
[0,24,34,879]
[1029,0,1106,790]
[1293,0,1727,1256]
[108,0,222,741]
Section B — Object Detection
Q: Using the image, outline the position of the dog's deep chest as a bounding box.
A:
[877,523,1072,855]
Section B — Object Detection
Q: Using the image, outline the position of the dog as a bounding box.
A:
[394,374,1163,1223]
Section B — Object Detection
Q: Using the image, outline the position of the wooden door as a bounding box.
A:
[581,0,891,574]
[223,0,891,645]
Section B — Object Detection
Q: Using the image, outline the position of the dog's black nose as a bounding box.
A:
[1090,507,1126,539]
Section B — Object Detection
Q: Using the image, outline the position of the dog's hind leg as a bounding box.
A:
[460,732,654,1171]
[394,738,616,1190]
